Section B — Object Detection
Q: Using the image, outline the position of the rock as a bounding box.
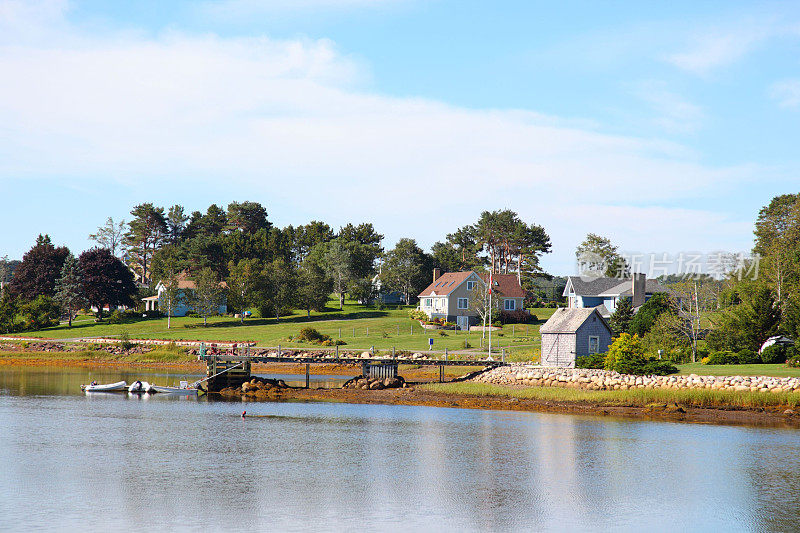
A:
[369,380,384,390]
[784,409,795,415]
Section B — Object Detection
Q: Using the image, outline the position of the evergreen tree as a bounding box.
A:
[54,254,87,327]
[260,259,296,320]
[575,233,629,278]
[124,203,167,284]
[166,205,188,244]
[608,297,634,336]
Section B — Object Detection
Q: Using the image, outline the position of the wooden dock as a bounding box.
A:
[198,353,505,391]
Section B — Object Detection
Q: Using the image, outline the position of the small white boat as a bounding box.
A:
[81,380,128,392]
[128,380,155,394]
[150,385,199,395]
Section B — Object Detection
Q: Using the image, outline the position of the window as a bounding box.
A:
[466,281,476,290]
[588,336,600,354]
[457,298,468,309]
[424,298,432,307]
[504,299,515,311]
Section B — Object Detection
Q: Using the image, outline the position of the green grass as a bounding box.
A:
[7,300,553,356]
[0,346,194,364]
[677,363,800,378]
[423,381,800,409]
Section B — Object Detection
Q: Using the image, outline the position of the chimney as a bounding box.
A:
[632,273,646,308]
[433,268,442,283]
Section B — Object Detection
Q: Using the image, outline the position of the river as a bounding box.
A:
[1,366,800,532]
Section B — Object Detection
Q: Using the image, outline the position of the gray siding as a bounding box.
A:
[541,332,576,368]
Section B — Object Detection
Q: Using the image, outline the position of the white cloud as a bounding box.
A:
[197,0,405,20]
[666,32,762,75]
[0,0,764,270]
[770,79,800,108]
[634,81,705,133]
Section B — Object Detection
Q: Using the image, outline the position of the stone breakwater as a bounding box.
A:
[474,364,800,393]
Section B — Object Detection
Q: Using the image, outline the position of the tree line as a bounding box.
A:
[0,202,552,331]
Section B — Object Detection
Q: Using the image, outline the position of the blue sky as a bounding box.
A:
[2,0,800,274]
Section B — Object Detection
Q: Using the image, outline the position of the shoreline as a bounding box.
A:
[3,356,800,428]
[232,386,800,429]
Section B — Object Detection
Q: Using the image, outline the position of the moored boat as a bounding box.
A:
[151,382,199,395]
[128,380,155,394]
[81,380,128,392]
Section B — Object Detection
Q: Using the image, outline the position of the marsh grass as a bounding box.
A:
[423,382,800,409]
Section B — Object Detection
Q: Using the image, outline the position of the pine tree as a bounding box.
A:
[54,254,87,327]
[608,297,633,336]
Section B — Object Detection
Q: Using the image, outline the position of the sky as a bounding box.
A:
[1,0,800,275]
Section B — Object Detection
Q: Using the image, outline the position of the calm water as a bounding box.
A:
[2,368,800,532]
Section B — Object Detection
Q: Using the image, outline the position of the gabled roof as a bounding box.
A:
[539,307,612,334]
[564,276,667,297]
[418,271,475,297]
[477,273,526,298]
[157,271,228,291]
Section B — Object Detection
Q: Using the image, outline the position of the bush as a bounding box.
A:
[576,352,606,369]
[641,360,678,375]
[118,331,136,352]
[297,327,328,343]
[604,333,649,374]
[408,309,427,321]
[736,348,759,364]
[500,310,531,324]
[760,344,787,364]
[107,309,123,325]
[21,295,60,330]
[462,340,472,349]
[704,350,740,365]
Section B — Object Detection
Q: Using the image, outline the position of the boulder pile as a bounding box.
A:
[342,375,406,390]
[219,377,290,399]
[475,364,800,393]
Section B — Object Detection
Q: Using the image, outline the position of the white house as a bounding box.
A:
[417,269,526,330]
[143,272,227,317]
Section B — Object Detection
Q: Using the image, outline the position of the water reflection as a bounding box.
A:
[2,367,800,531]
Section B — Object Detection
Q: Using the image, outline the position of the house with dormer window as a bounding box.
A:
[417,269,526,330]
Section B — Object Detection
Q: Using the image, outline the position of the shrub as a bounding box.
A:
[462,340,472,349]
[604,333,649,375]
[21,295,60,330]
[334,339,347,346]
[500,310,531,324]
[736,348,759,364]
[760,344,787,364]
[641,360,678,375]
[118,331,136,352]
[438,330,448,336]
[704,350,740,365]
[576,352,606,369]
[297,327,329,344]
[107,309,123,325]
[408,309,427,321]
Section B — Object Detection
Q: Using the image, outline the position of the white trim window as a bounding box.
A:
[504,299,516,311]
[424,298,432,307]
[588,336,600,354]
[457,298,468,309]
[466,281,477,291]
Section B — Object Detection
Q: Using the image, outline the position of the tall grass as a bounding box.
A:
[423,382,800,409]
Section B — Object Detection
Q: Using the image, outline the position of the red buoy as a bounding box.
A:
[241,410,246,418]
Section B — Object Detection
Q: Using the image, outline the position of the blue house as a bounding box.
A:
[563,273,667,318]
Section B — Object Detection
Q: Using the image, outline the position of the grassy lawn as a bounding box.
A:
[677,363,800,378]
[424,381,800,409]
[7,300,554,357]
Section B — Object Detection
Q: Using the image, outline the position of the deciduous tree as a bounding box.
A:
[191,267,223,326]
[7,235,70,301]
[89,217,126,256]
[79,248,137,320]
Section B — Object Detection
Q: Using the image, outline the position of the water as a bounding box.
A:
[2,367,800,532]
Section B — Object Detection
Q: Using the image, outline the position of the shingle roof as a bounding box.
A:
[477,273,526,298]
[418,271,473,297]
[540,307,611,334]
[566,276,667,297]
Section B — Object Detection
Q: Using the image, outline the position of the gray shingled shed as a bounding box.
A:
[539,308,612,367]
